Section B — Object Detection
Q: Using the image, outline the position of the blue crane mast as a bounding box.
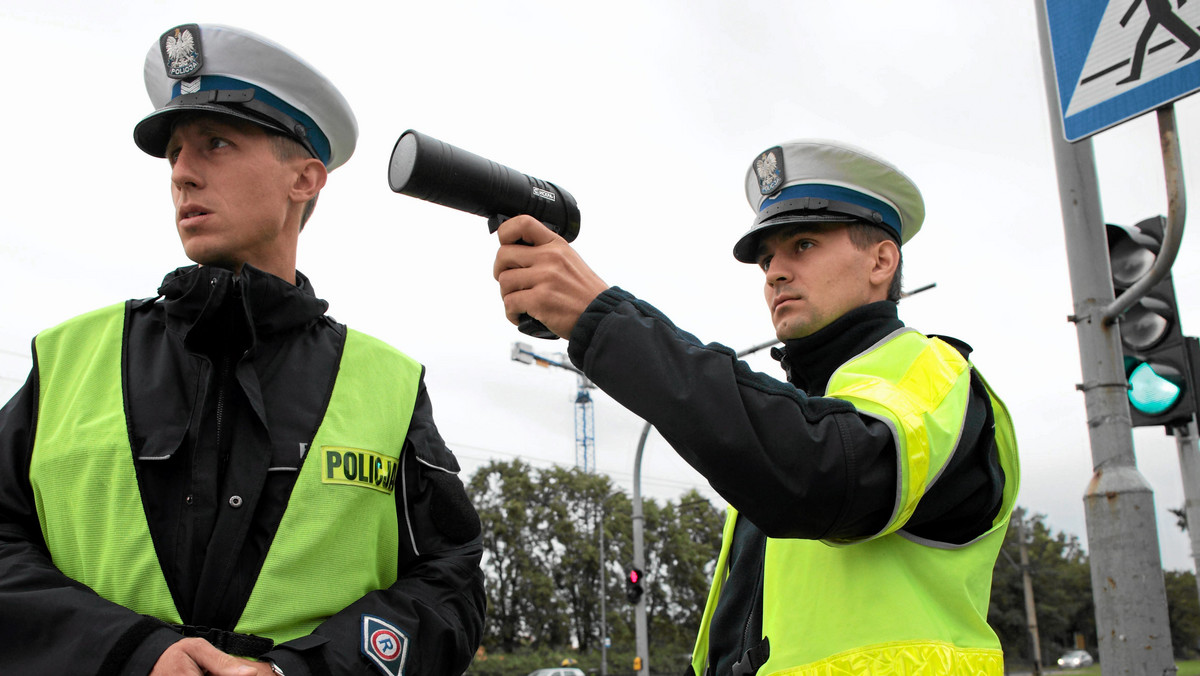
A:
[511,342,596,472]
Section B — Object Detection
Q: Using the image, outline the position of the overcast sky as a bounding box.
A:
[5,2,1200,572]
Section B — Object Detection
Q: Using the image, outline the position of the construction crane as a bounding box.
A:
[511,342,596,473]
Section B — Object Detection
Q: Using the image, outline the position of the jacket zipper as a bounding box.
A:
[215,275,241,478]
[215,354,230,459]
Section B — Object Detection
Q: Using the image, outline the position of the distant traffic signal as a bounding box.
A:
[625,567,644,604]
[1107,217,1197,427]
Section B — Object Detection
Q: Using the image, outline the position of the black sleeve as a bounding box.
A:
[262,372,486,676]
[0,345,180,676]
[567,288,898,541]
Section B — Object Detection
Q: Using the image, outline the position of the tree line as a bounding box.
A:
[989,511,1200,669]
[462,459,1200,675]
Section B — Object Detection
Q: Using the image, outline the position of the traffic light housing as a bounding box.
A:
[1107,216,1197,428]
[625,567,644,604]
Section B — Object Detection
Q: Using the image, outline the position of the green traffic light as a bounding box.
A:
[1128,362,1183,415]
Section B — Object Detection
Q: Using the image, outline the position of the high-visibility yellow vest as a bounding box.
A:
[691,328,1020,676]
[29,303,422,644]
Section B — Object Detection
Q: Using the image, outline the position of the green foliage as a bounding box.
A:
[1166,570,1200,659]
[467,473,1200,673]
[643,490,723,656]
[465,459,723,669]
[990,510,1094,666]
[991,508,1200,666]
[468,459,566,652]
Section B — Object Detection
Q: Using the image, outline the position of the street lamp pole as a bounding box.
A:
[631,422,651,675]
[599,499,608,676]
[630,338,779,675]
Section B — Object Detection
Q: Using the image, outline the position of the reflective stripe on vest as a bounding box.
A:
[690,330,1020,676]
[30,303,422,644]
[824,328,972,540]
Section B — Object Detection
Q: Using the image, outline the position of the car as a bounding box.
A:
[1057,649,1094,669]
[526,669,585,676]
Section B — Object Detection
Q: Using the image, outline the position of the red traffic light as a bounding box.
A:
[625,567,644,604]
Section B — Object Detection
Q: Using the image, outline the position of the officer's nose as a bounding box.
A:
[764,258,791,286]
[170,145,203,190]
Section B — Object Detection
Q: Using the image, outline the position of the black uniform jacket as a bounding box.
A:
[0,265,486,675]
[568,289,1006,676]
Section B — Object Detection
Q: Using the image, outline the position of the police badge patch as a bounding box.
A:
[755,147,784,195]
[361,615,410,676]
[160,24,204,80]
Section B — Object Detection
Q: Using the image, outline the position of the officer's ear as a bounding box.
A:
[290,158,327,205]
[869,238,900,290]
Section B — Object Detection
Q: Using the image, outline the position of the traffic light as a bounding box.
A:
[1107,216,1197,428]
[633,656,643,672]
[625,567,644,604]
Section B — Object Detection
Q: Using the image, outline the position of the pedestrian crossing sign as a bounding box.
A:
[1045,0,1200,140]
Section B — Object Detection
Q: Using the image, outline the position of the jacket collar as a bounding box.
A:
[771,300,904,394]
[157,264,329,344]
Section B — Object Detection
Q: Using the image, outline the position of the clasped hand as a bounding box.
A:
[151,638,273,676]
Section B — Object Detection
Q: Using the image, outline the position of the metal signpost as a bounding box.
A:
[1039,1,1200,672]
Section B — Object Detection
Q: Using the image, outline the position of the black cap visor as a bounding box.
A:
[134,88,316,159]
[732,196,897,263]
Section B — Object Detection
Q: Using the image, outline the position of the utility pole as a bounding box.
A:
[1174,418,1200,608]
[1034,3,1176,672]
[1014,508,1043,675]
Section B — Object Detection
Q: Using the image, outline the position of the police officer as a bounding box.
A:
[0,24,485,675]
[493,140,1019,675]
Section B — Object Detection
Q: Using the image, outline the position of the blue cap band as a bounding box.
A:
[761,183,902,238]
[171,75,332,165]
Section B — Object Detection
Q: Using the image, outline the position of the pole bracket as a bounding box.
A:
[1076,380,1131,392]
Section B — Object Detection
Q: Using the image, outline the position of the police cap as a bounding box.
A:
[733,139,924,263]
[133,23,357,171]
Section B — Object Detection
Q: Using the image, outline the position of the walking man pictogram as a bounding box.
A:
[1118,0,1200,83]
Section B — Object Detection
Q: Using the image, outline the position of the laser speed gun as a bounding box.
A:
[387,129,581,339]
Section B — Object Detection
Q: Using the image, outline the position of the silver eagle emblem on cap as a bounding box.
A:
[755,148,783,195]
[161,24,203,80]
